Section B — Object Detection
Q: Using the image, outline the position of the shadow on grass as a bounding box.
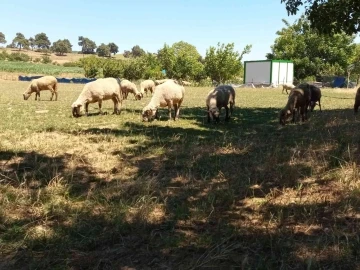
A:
[1,107,360,269]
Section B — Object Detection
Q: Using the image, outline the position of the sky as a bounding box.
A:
[0,0,357,62]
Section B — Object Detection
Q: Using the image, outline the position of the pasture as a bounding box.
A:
[0,80,359,269]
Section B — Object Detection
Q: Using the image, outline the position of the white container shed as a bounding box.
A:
[244,60,294,86]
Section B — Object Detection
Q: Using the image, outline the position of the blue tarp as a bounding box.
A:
[18,75,96,84]
[333,76,346,88]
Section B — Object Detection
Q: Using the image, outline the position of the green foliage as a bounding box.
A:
[268,17,356,80]
[131,45,146,58]
[63,61,81,67]
[78,36,97,54]
[8,52,31,62]
[28,37,35,50]
[33,57,41,63]
[0,61,83,75]
[108,42,119,55]
[123,57,147,80]
[52,39,72,55]
[103,59,124,78]
[205,42,251,84]
[282,0,360,35]
[142,53,163,79]
[41,55,52,64]
[80,56,103,78]
[12,32,28,50]
[34,32,51,50]
[0,32,6,44]
[96,43,111,57]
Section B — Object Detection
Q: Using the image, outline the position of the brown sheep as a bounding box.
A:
[279,88,307,125]
[23,76,58,101]
[206,85,236,123]
[309,84,322,112]
[354,86,360,114]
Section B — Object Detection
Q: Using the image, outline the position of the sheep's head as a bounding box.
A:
[279,109,291,125]
[142,107,156,122]
[208,107,220,122]
[23,87,32,100]
[72,103,82,118]
[135,92,143,100]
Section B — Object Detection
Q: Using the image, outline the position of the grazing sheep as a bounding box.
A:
[308,84,322,112]
[140,79,156,96]
[206,85,236,123]
[154,79,169,85]
[119,79,142,100]
[354,86,360,114]
[142,80,185,121]
[279,88,307,125]
[71,78,122,117]
[23,76,58,101]
[281,83,295,94]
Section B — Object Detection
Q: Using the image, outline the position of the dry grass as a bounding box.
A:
[0,81,360,269]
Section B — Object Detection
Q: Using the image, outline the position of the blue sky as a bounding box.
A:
[0,0,357,61]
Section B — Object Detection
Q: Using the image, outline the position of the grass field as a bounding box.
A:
[0,80,359,269]
[0,61,84,78]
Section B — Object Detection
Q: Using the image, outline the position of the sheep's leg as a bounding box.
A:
[168,102,173,120]
[98,100,104,115]
[85,102,89,116]
[225,105,230,121]
[112,97,120,115]
[207,106,211,123]
[173,104,179,120]
[319,100,322,112]
[36,92,41,101]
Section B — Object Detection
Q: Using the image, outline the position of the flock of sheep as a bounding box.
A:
[21,75,360,125]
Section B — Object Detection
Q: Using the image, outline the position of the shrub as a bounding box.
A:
[103,60,124,78]
[33,57,41,63]
[41,55,52,64]
[81,56,102,78]
[63,61,81,67]
[8,52,31,62]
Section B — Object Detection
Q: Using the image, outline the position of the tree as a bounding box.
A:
[28,37,36,50]
[131,45,145,58]
[96,43,111,57]
[281,0,360,35]
[52,39,72,55]
[267,17,356,80]
[108,42,118,55]
[0,32,6,44]
[78,36,97,54]
[205,42,252,84]
[34,32,51,50]
[12,33,28,50]
[123,50,131,58]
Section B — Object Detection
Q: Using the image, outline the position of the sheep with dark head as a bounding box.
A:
[206,85,235,123]
[308,84,322,112]
[279,88,307,125]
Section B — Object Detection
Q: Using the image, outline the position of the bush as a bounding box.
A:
[81,56,103,78]
[103,60,124,78]
[33,57,41,63]
[8,52,31,62]
[41,55,52,64]
[0,51,8,60]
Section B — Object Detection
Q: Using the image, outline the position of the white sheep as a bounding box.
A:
[180,80,192,86]
[119,79,143,100]
[281,83,296,94]
[23,76,58,101]
[154,79,169,86]
[71,78,122,117]
[140,79,156,96]
[142,80,185,121]
[206,85,235,123]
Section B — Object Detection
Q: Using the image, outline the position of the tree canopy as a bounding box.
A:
[0,32,6,44]
[281,0,360,35]
[267,17,356,80]
[108,42,118,55]
[52,39,72,55]
[78,36,97,54]
[12,33,28,50]
[34,33,51,50]
[96,43,111,57]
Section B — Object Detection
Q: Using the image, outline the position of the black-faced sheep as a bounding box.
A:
[308,84,322,112]
[354,86,360,114]
[279,88,307,125]
[23,76,58,101]
[142,80,185,121]
[140,79,156,96]
[206,85,235,123]
[281,83,295,94]
[119,79,143,100]
[71,78,122,117]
